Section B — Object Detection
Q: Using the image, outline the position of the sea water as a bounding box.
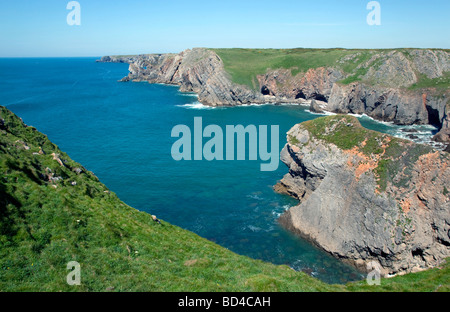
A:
[1,58,440,284]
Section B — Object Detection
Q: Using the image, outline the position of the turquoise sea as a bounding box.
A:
[0,58,440,284]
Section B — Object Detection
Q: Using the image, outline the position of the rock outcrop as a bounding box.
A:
[434,109,450,143]
[275,115,450,277]
[326,83,448,126]
[257,67,344,102]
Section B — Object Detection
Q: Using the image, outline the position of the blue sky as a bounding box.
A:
[0,0,449,57]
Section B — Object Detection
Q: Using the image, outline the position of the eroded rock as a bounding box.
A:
[276,115,450,277]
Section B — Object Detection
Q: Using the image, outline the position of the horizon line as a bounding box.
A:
[1,46,450,58]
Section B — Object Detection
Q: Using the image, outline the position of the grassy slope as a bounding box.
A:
[211,48,450,93]
[0,106,448,292]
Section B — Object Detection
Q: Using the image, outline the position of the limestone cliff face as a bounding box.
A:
[326,83,448,126]
[275,115,450,277]
[100,49,273,106]
[257,67,344,102]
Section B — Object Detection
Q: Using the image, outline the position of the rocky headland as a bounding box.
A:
[98,48,450,147]
[274,115,450,277]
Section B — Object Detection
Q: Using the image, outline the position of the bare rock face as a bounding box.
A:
[434,110,450,143]
[409,49,450,79]
[326,83,448,126]
[309,99,326,114]
[276,115,450,277]
[445,144,450,153]
[361,51,418,88]
[257,67,344,102]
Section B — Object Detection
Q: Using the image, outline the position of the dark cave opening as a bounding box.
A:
[261,86,271,96]
[295,90,307,99]
[426,105,442,128]
[311,93,328,102]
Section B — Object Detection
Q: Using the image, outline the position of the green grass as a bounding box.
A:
[338,67,366,85]
[345,260,450,292]
[408,71,450,92]
[301,115,383,153]
[0,106,448,292]
[288,135,300,145]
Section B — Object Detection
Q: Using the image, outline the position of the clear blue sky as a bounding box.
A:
[0,0,449,57]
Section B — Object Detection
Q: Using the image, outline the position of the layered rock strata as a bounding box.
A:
[275,115,450,276]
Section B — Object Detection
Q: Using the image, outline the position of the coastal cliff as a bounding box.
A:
[99,49,273,106]
[99,48,450,146]
[275,115,450,277]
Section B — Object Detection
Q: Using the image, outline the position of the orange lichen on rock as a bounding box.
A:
[399,198,412,213]
[344,137,390,181]
[345,147,379,180]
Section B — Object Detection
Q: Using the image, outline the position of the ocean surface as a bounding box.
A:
[0,58,440,284]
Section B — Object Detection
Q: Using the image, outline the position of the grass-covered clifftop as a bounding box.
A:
[212,48,450,94]
[299,115,439,192]
[0,106,448,291]
[212,48,358,89]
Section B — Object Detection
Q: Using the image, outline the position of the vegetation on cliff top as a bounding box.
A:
[0,106,448,292]
[212,48,450,93]
[212,48,370,90]
[300,115,434,192]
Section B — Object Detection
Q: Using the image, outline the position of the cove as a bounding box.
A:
[3,58,436,284]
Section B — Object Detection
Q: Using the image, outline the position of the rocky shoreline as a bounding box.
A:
[98,48,450,148]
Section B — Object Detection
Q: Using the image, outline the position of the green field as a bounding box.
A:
[0,106,449,292]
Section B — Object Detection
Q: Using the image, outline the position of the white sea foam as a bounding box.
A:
[247,194,263,200]
[155,82,179,87]
[305,109,337,116]
[238,103,273,107]
[247,225,262,232]
[176,102,217,110]
[179,92,199,98]
[348,113,397,126]
[237,102,303,108]
[271,204,294,218]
